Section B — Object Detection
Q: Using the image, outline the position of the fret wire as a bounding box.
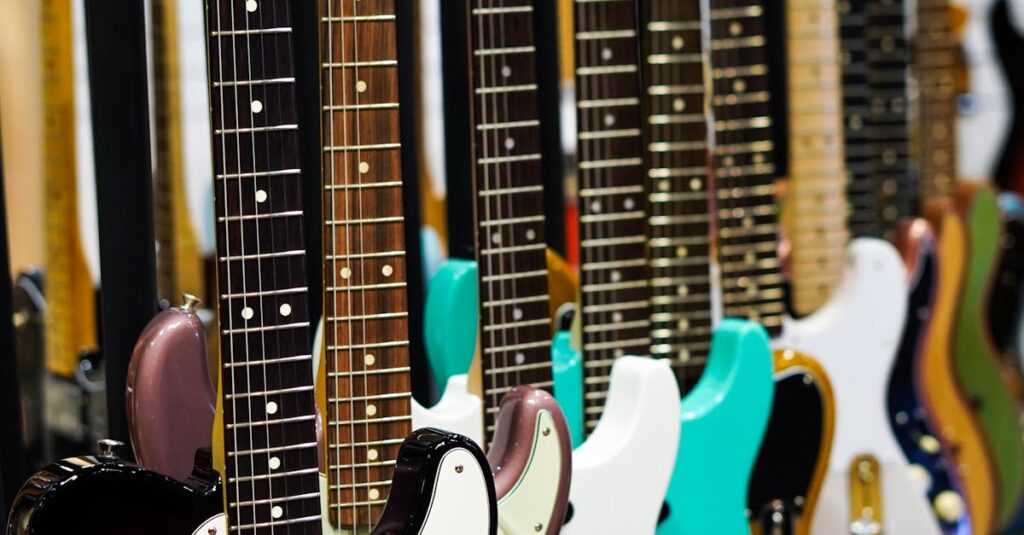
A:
[319,0,410,528]
[468,0,554,442]
[641,0,714,390]
[206,0,322,530]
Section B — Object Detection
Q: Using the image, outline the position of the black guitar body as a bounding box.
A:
[993,0,1024,194]
[372,428,498,535]
[885,236,967,533]
[747,368,826,531]
[7,452,221,535]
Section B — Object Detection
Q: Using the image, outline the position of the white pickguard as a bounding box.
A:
[443,357,679,535]
[191,514,226,535]
[319,446,492,534]
[494,408,564,535]
[774,238,941,534]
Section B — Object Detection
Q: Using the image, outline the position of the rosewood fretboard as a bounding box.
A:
[467,0,554,441]
[573,0,651,431]
[206,0,322,532]
[709,0,784,336]
[639,0,714,391]
[319,0,412,530]
[839,0,879,237]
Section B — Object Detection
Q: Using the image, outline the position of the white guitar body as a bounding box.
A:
[440,356,680,535]
[560,356,681,535]
[773,238,941,534]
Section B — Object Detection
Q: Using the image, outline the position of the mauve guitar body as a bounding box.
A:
[6,453,222,535]
[126,302,216,481]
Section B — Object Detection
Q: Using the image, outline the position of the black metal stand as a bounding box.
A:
[0,126,27,515]
[534,1,566,257]
[84,0,157,458]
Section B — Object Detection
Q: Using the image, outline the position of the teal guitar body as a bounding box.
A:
[424,258,583,439]
[658,319,775,535]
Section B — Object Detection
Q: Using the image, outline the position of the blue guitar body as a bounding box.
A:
[658,320,775,534]
[886,226,971,533]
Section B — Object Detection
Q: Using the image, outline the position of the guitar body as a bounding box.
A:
[748,351,834,535]
[658,319,775,535]
[551,329,584,446]
[919,207,998,534]
[887,220,971,532]
[953,184,1024,527]
[990,193,1024,375]
[7,454,222,535]
[488,387,572,535]
[126,304,216,481]
[774,238,941,534]
[561,356,680,535]
[320,429,497,535]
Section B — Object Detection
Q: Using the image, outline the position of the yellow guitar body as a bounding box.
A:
[921,205,997,533]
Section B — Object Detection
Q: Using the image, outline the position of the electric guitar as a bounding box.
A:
[314,1,496,532]
[917,1,1024,530]
[739,0,941,531]
[841,1,975,531]
[645,2,776,533]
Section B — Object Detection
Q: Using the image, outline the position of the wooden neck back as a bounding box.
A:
[318,0,413,529]
[467,0,554,442]
[709,1,784,336]
[206,1,322,531]
[572,0,652,430]
[41,0,98,379]
[783,0,848,315]
[639,0,713,391]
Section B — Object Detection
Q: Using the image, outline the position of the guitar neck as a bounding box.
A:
[915,0,958,201]
[783,0,848,316]
[467,0,553,441]
[709,0,784,336]
[839,0,878,237]
[205,1,321,531]
[573,0,651,429]
[639,0,713,390]
[318,0,412,529]
[152,0,205,303]
[41,0,98,378]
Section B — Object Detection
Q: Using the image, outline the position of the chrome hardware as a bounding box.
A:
[848,454,883,535]
[180,293,203,312]
[96,438,124,461]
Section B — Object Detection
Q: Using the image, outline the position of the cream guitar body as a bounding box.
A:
[774,239,941,534]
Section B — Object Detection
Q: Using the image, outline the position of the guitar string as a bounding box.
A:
[498,0,520,406]
[353,0,379,527]
[491,0,511,426]
[324,0,337,524]
[475,0,497,436]
[210,0,244,529]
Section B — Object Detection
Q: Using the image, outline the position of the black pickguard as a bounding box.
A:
[885,238,965,533]
[747,369,825,531]
[372,428,497,535]
[7,452,221,535]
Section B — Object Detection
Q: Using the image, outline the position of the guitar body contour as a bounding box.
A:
[488,387,572,535]
[748,350,834,535]
[887,219,973,532]
[919,206,998,534]
[7,454,222,535]
[953,184,1024,527]
[658,319,775,535]
[561,356,680,535]
[774,238,941,534]
[126,304,216,481]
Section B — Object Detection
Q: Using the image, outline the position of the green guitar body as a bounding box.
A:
[954,186,1024,526]
[658,319,775,534]
[423,259,582,434]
